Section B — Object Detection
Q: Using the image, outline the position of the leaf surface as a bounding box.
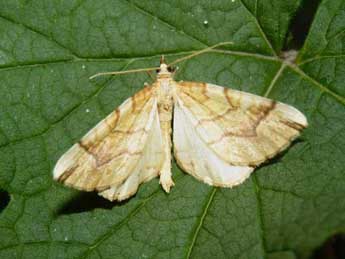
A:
[0,0,344,258]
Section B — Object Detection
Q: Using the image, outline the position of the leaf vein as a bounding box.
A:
[238,0,277,57]
[186,187,217,259]
[291,66,345,105]
[0,14,79,59]
[252,177,267,257]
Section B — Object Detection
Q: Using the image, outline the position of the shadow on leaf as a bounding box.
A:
[0,190,10,213]
[312,233,345,259]
[285,0,322,50]
[55,191,130,215]
[258,138,307,169]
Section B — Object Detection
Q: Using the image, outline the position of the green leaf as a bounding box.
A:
[0,0,344,258]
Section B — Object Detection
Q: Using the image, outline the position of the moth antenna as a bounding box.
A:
[160,55,166,64]
[89,67,161,80]
[90,42,233,80]
[167,41,233,67]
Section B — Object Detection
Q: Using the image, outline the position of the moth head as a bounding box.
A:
[157,55,176,76]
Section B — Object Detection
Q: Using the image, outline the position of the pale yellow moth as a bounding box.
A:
[53,43,308,201]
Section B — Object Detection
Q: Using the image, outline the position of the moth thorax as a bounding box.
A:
[157,89,173,109]
[157,80,173,118]
[157,63,172,79]
[158,101,173,122]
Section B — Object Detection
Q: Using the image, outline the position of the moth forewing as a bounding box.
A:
[175,82,308,167]
[53,86,162,195]
[98,104,165,201]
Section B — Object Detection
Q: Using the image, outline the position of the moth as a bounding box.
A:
[53,43,308,201]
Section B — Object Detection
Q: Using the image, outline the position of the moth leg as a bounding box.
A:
[146,71,155,82]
